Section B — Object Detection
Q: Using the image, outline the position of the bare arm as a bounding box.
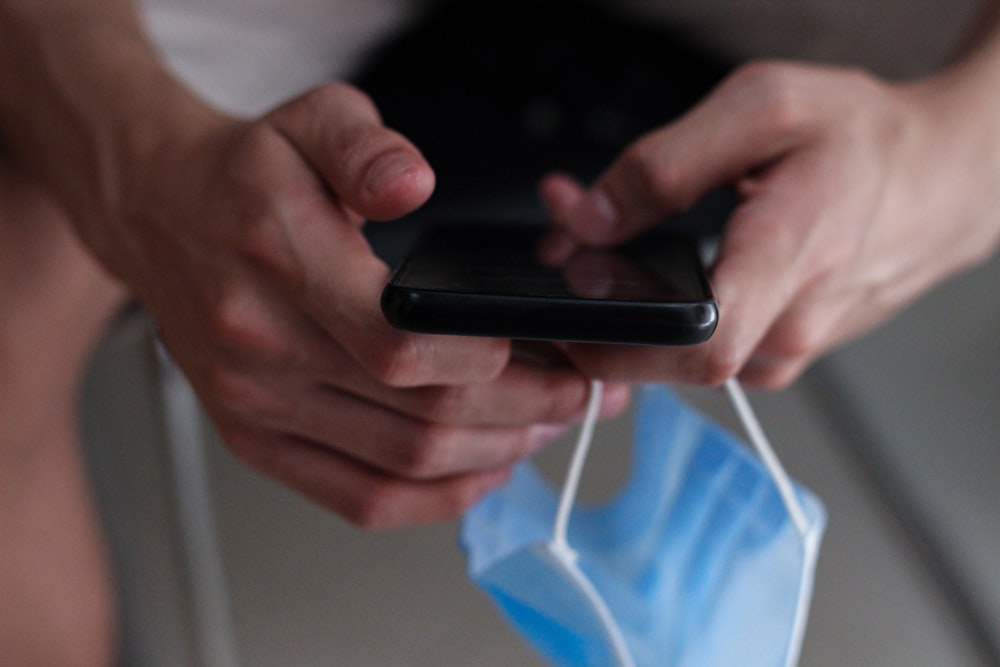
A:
[0,0,627,527]
[0,1,214,236]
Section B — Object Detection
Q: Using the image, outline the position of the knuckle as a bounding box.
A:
[618,141,658,181]
[467,340,512,380]
[345,477,480,530]
[220,123,271,177]
[346,483,407,531]
[728,59,789,89]
[728,61,812,138]
[534,376,590,422]
[333,122,380,167]
[348,477,483,530]
[303,84,386,156]
[561,352,616,382]
[699,343,745,387]
[394,423,458,479]
[771,221,812,265]
[212,129,307,285]
[233,206,301,285]
[276,82,381,144]
[413,385,475,424]
[564,348,641,385]
[837,67,881,97]
[207,288,253,347]
[222,124,299,196]
[766,318,827,362]
[207,288,292,361]
[648,165,695,212]
[204,364,293,421]
[618,142,689,212]
[752,366,799,391]
[368,335,432,387]
[305,82,379,121]
[367,335,509,388]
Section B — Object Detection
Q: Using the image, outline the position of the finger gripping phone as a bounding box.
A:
[380,223,717,346]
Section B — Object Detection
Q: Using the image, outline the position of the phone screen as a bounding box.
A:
[382,223,717,345]
[394,224,709,299]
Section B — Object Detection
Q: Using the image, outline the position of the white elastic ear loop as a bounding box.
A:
[548,380,636,667]
[723,378,809,537]
[551,379,603,557]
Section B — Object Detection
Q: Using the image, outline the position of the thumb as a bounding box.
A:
[266,82,435,221]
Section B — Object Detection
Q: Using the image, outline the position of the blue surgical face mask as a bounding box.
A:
[461,381,825,667]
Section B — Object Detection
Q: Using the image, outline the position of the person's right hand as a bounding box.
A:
[79,82,629,529]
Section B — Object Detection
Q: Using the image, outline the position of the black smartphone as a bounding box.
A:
[380,223,717,346]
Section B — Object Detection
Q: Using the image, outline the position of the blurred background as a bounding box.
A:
[81,248,1000,666]
[81,2,999,665]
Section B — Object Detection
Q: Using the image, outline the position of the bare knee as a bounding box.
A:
[0,158,122,666]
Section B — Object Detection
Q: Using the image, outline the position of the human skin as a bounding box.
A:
[4,1,1000,664]
[541,5,1000,389]
[0,1,625,663]
[0,160,125,666]
[0,0,629,530]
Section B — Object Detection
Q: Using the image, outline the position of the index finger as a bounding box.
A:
[561,173,820,386]
[561,62,820,246]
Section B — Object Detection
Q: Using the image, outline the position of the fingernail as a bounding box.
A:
[366,151,421,194]
[573,188,619,240]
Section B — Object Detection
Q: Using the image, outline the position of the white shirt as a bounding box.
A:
[138,0,986,116]
[138,0,423,114]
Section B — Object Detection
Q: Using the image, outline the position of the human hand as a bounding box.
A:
[541,61,1000,388]
[84,83,629,528]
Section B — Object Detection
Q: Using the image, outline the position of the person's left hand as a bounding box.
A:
[541,60,1000,388]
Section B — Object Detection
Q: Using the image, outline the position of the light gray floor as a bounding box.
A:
[82,254,1000,666]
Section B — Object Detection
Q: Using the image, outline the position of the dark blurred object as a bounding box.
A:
[353,0,734,262]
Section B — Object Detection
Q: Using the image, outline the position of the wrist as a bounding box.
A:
[0,7,227,261]
[900,52,1000,258]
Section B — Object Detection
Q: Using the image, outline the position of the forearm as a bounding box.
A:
[934,4,1000,251]
[911,3,1000,183]
[0,0,221,256]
